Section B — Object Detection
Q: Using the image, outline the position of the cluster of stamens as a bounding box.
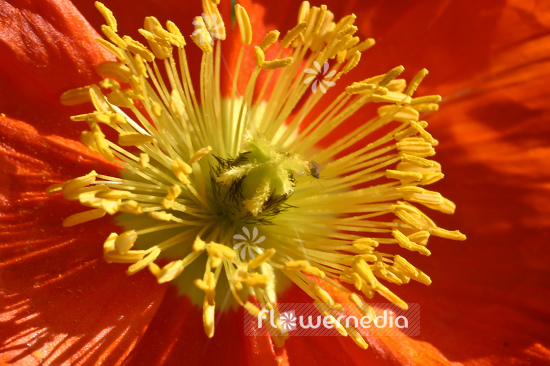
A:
[49,0,466,349]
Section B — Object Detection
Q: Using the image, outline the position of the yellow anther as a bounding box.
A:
[312,284,334,305]
[151,102,162,117]
[397,186,443,205]
[408,231,430,245]
[166,185,182,200]
[254,46,265,67]
[336,49,347,64]
[400,154,434,168]
[413,103,439,112]
[101,25,127,49]
[348,328,369,350]
[107,90,134,108]
[99,78,121,91]
[261,57,293,70]
[376,283,408,310]
[337,25,357,40]
[133,54,148,77]
[118,133,155,146]
[359,254,378,262]
[170,89,185,117]
[406,120,435,144]
[372,91,411,104]
[148,211,173,221]
[259,30,280,51]
[100,199,120,215]
[166,21,186,47]
[60,87,91,106]
[119,200,143,214]
[95,2,117,32]
[139,153,149,167]
[155,260,185,283]
[327,314,348,336]
[103,233,117,254]
[405,68,429,96]
[352,257,378,288]
[243,302,265,318]
[396,138,435,157]
[349,293,376,320]
[378,105,419,123]
[162,198,174,209]
[343,50,361,73]
[139,27,172,60]
[195,272,216,303]
[410,95,441,105]
[298,1,310,23]
[284,260,325,278]
[385,169,422,183]
[281,22,308,48]
[241,272,268,288]
[127,248,161,275]
[171,158,193,184]
[123,36,155,62]
[96,38,125,61]
[424,197,456,214]
[353,237,379,248]
[392,230,431,256]
[189,146,212,164]
[334,13,357,32]
[284,260,309,270]
[390,205,423,230]
[430,227,467,241]
[202,0,225,40]
[58,171,97,200]
[344,36,360,51]
[393,255,419,277]
[248,248,276,269]
[62,208,106,227]
[207,242,235,266]
[378,65,405,86]
[115,230,138,254]
[345,82,377,94]
[93,132,114,161]
[347,38,375,58]
[235,4,252,45]
[191,16,214,54]
[193,236,207,252]
[105,248,147,264]
[328,35,353,59]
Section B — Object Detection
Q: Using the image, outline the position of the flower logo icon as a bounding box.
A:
[233,227,265,261]
[192,13,224,45]
[279,311,297,332]
[304,61,336,94]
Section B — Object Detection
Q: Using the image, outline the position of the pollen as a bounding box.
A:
[49,0,466,349]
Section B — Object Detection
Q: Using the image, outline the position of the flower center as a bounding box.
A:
[49,0,466,349]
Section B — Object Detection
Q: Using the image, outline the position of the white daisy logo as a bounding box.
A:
[303,61,336,94]
[279,311,297,332]
[233,227,266,261]
[192,13,225,45]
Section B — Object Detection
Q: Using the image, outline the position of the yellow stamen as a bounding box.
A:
[51,0,466,348]
[235,4,252,45]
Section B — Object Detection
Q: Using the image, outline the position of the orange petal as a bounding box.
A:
[0,117,168,365]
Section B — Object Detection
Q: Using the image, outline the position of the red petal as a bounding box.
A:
[122,287,283,366]
[0,117,168,365]
[0,0,113,140]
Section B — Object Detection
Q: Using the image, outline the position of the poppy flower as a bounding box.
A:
[1,0,549,365]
